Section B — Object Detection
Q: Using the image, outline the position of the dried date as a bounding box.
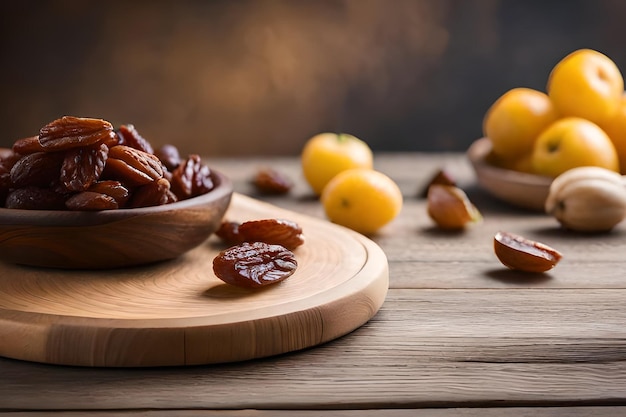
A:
[5,186,66,210]
[215,221,244,245]
[129,177,177,208]
[0,151,20,188]
[170,154,213,200]
[87,180,130,207]
[104,145,164,186]
[0,155,16,204]
[65,191,118,211]
[12,136,44,154]
[212,241,297,288]
[10,152,64,188]
[38,116,117,151]
[237,218,304,250]
[154,144,181,171]
[116,124,154,154]
[60,143,109,192]
[252,167,293,195]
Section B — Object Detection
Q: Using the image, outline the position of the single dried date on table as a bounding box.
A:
[238,218,304,250]
[252,167,293,195]
[213,242,298,288]
[494,231,563,273]
[215,221,244,245]
[215,218,305,250]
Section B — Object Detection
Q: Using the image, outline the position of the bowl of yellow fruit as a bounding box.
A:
[468,48,626,211]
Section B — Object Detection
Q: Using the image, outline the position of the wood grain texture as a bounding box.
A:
[0,193,388,367]
[2,153,626,413]
[0,407,624,417]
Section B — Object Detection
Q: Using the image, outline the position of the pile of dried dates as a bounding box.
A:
[0,116,215,210]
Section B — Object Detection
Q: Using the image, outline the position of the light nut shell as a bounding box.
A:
[545,167,626,232]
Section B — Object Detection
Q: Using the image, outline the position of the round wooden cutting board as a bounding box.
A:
[0,193,388,367]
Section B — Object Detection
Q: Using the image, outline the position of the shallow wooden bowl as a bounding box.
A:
[0,170,233,269]
[466,137,552,211]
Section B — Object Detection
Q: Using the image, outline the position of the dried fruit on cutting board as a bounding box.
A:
[213,241,298,288]
[493,231,563,273]
[215,218,304,250]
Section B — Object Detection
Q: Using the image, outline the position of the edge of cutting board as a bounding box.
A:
[0,193,389,367]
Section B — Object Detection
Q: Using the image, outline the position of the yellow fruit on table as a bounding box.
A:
[547,48,624,125]
[483,87,559,161]
[531,117,619,178]
[301,132,373,196]
[321,168,403,235]
[599,94,626,174]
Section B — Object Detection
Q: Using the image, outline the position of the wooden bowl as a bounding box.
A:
[0,170,233,269]
[466,137,552,211]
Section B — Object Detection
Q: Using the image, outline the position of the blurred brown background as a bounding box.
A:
[2,0,626,156]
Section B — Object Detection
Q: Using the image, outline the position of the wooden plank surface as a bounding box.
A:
[1,407,624,417]
[2,153,626,413]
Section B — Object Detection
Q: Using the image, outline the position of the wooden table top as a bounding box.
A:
[2,153,626,416]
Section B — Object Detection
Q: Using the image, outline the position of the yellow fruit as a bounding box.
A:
[483,88,559,162]
[547,49,624,125]
[301,132,373,195]
[599,94,626,174]
[321,168,403,235]
[531,117,619,178]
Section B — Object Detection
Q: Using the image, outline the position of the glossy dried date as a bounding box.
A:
[65,191,119,211]
[170,154,213,199]
[213,241,297,288]
[10,152,64,188]
[60,143,109,192]
[129,177,177,208]
[87,180,130,207]
[38,116,117,151]
[215,221,244,245]
[252,167,293,195]
[12,136,45,154]
[116,124,154,154]
[104,145,164,186]
[154,144,181,171]
[5,186,67,210]
[238,218,304,250]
